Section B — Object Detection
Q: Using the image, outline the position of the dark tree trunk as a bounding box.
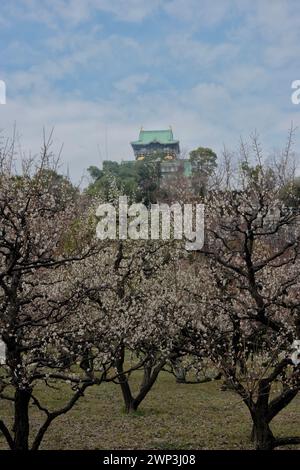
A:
[251,418,275,450]
[115,345,165,414]
[131,361,165,412]
[13,388,31,450]
[114,345,135,413]
[250,379,275,450]
[122,384,135,414]
[141,366,152,389]
[247,368,300,450]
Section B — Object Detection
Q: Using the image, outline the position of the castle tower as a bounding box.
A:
[131,127,180,160]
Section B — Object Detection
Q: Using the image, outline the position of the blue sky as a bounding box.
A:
[0,0,300,182]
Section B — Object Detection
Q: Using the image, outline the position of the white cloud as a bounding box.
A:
[166,34,239,68]
[164,0,240,29]
[1,0,299,185]
[221,65,269,93]
[6,31,140,96]
[114,74,149,94]
[1,76,298,186]
[90,0,163,23]
[3,0,163,26]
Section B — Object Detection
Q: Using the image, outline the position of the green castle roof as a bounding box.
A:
[131,129,179,146]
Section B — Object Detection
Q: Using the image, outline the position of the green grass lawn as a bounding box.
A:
[0,370,299,450]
